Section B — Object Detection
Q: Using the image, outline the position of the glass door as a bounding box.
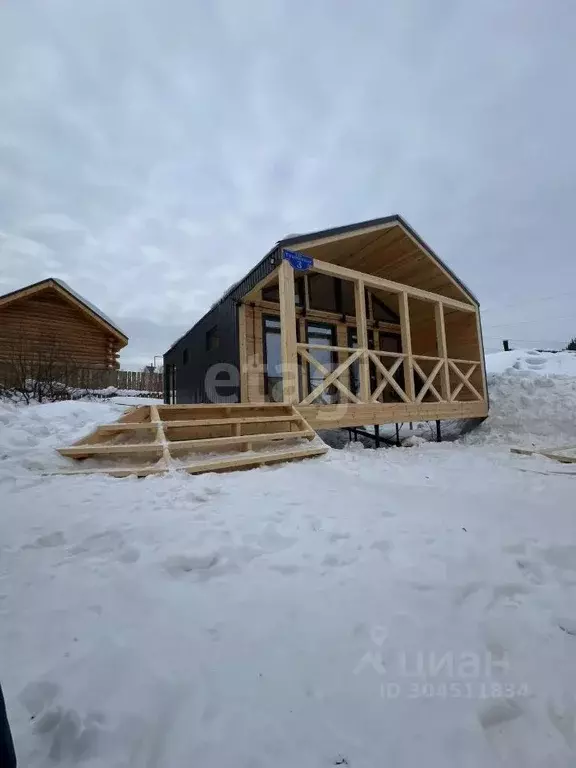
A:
[306,322,337,404]
[263,315,283,402]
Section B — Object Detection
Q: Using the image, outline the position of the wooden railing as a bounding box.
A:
[296,344,483,405]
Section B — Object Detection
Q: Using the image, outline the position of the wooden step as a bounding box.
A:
[54,464,167,478]
[96,415,301,432]
[181,445,328,474]
[168,429,316,453]
[59,443,162,459]
[59,430,315,459]
[54,445,328,477]
[163,415,300,429]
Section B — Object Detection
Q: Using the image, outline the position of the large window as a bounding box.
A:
[263,316,283,402]
[306,322,337,403]
[206,326,219,351]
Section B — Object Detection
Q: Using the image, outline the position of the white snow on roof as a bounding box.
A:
[51,278,127,339]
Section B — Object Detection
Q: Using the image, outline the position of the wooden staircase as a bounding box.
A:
[57,403,328,477]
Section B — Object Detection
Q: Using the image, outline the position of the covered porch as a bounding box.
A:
[238,248,488,431]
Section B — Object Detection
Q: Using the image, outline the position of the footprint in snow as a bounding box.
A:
[478,698,523,731]
[370,540,392,556]
[487,583,532,609]
[163,553,236,581]
[515,558,545,585]
[548,696,576,747]
[67,529,140,564]
[20,680,105,763]
[23,531,66,549]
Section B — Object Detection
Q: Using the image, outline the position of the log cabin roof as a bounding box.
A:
[0,277,128,346]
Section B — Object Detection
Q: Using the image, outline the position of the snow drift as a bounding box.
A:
[467,349,576,448]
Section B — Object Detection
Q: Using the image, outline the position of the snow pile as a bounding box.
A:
[485,349,576,377]
[0,400,124,474]
[466,350,576,448]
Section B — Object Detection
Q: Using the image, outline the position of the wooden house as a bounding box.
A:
[163,215,488,431]
[0,278,128,376]
[57,217,487,478]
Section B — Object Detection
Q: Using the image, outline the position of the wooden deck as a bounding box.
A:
[297,400,488,430]
[57,404,328,478]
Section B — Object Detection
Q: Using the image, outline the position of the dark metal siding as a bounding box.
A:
[163,247,281,404]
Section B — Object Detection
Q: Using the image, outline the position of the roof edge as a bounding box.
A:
[0,277,129,344]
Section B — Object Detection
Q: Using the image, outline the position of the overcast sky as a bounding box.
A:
[1,0,575,367]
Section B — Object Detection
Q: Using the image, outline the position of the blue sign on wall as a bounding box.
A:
[282,249,314,271]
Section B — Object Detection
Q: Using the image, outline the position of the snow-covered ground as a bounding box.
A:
[2,351,576,767]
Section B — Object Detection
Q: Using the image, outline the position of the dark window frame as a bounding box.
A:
[262,314,283,401]
[305,320,338,403]
[205,325,219,352]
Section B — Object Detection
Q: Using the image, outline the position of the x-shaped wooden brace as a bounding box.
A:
[411,359,444,402]
[298,348,361,405]
[448,361,482,401]
[368,352,410,403]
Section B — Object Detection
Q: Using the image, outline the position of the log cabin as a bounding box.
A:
[0,278,128,378]
[163,215,489,432]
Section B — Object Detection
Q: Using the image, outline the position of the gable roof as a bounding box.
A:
[278,214,478,305]
[0,277,128,346]
[219,213,478,308]
[165,213,478,354]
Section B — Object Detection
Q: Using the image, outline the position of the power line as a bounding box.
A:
[483,315,576,330]
[480,289,575,314]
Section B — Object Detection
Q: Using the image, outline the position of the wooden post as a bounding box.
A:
[299,317,308,400]
[399,292,415,402]
[434,302,450,401]
[354,279,370,402]
[503,339,509,351]
[278,258,298,403]
[237,303,248,403]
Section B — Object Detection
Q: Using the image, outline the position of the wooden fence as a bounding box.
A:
[75,369,163,394]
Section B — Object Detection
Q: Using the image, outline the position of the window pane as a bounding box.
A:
[206,326,219,351]
[264,316,283,401]
[307,322,337,403]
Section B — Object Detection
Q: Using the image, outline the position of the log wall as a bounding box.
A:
[0,288,122,369]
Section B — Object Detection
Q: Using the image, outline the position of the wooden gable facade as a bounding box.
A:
[0,278,128,373]
[164,215,489,431]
